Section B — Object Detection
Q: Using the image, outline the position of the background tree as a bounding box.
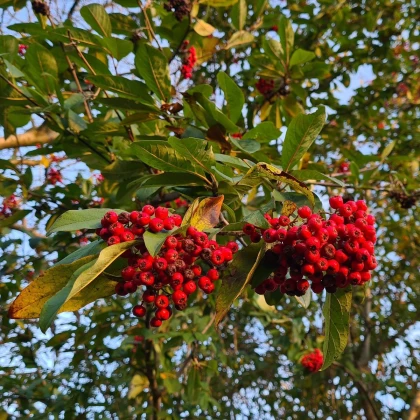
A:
[0,0,419,419]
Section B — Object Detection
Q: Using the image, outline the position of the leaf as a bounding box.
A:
[80,4,112,37]
[243,163,315,208]
[64,241,136,303]
[168,137,215,171]
[8,255,96,319]
[135,44,170,101]
[282,106,326,172]
[214,153,250,169]
[186,367,200,404]
[264,289,283,306]
[143,226,187,257]
[230,137,260,153]
[47,208,125,235]
[24,44,58,94]
[183,196,224,231]
[87,75,154,104]
[291,169,345,187]
[215,243,264,325]
[217,71,244,123]
[56,240,106,266]
[39,259,97,332]
[289,49,316,67]
[281,200,297,217]
[243,209,271,229]
[194,19,215,36]
[128,374,149,399]
[321,287,352,370]
[230,0,247,30]
[0,209,31,228]
[295,288,311,309]
[140,172,207,187]
[226,31,254,49]
[199,0,239,6]
[243,122,281,142]
[278,16,294,62]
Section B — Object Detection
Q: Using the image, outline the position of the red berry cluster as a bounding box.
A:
[18,44,27,55]
[165,197,188,209]
[181,44,197,79]
[256,78,275,96]
[243,196,377,296]
[47,168,63,185]
[301,349,323,372]
[231,132,243,139]
[97,207,239,327]
[0,194,19,217]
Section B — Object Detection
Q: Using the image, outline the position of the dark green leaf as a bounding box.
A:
[217,71,244,123]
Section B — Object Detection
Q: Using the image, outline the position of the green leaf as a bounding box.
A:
[199,0,239,6]
[39,259,97,332]
[295,288,311,308]
[215,243,265,325]
[230,137,260,153]
[291,169,345,187]
[87,75,154,104]
[282,106,326,172]
[243,122,281,142]
[187,367,200,404]
[24,44,58,94]
[0,209,31,228]
[290,49,316,67]
[143,226,187,257]
[217,71,244,123]
[64,241,136,303]
[47,208,125,235]
[80,4,112,37]
[168,137,215,172]
[278,16,294,62]
[321,287,352,370]
[214,153,250,170]
[135,44,170,101]
[230,0,247,30]
[264,289,283,306]
[193,19,215,36]
[226,31,254,49]
[244,209,271,229]
[56,240,106,266]
[140,172,207,187]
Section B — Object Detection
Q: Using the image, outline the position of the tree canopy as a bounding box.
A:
[0,0,419,419]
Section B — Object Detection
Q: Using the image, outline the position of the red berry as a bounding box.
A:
[155,206,169,220]
[172,214,182,226]
[335,250,348,264]
[298,206,312,219]
[308,215,322,232]
[250,232,261,243]
[279,215,290,226]
[124,281,137,294]
[211,249,225,265]
[338,204,353,218]
[301,264,315,276]
[109,222,124,236]
[220,247,233,262]
[207,268,219,281]
[108,235,121,246]
[297,279,310,293]
[193,232,209,247]
[143,289,156,303]
[132,305,146,317]
[163,217,175,230]
[104,211,118,224]
[131,224,145,236]
[183,281,197,294]
[172,290,187,306]
[262,228,278,243]
[150,317,162,327]
[122,266,135,281]
[315,258,328,272]
[311,283,324,294]
[164,235,178,249]
[327,259,340,274]
[164,249,178,263]
[187,226,198,236]
[129,211,140,223]
[142,205,155,215]
[349,272,362,285]
[329,196,343,209]
[149,218,164,233]
[120,231,135,242]
[170,272,184,287]
[156,308,170,320]
[115,283,128,296]
[226,241,239,253]
[198,276,212,290]
[153,257,168,271]
[321,244,336,259]
[306,237,321,250]
[269,218,279,228]
[139,271,155,287]
[243,223,255,235]
[305,250,320,264]
[356,200,368,211]
[191,265,202,276]
[138,212,151,226]
[137,256,153,271]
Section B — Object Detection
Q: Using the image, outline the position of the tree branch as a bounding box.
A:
[0,126,58,150]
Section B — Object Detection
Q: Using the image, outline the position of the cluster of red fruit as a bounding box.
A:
[231,132,243,139]
[243,196,377,296]
[181,43,197,79]
[47,168,63,185]
[256,78,275,95]
[18,44,27,55]
[0,194,19,217]
[301,349,324,373]
[97,207,239,327]
[165,197,188,209]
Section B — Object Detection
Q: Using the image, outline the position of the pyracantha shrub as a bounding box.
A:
[0,194,19,217]
[97,207,239,327]
[244,197,377,296]
[301,349,324,372]
[47,168,63,185]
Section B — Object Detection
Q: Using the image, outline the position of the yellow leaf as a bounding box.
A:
[281,200,297,216]
[196,37,219,65]
[8,255,96,319]
[40,156,50,168]
[183,196,224,231]
[194,19,215,37]
[128,374,149,399]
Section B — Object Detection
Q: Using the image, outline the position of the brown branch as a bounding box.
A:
[408,389,420,420]
[0,126,58,150]
[67,0,82,19]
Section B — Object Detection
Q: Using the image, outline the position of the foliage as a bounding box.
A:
[0,0,419,419]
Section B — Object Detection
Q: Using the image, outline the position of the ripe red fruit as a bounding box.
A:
[139,212,151,226]
[172,290,187,306]
[150,317,162,327]
[338,204,353,218]
[129,211,140,223]
[211,250,225,265]
[163,217,175,230]
[110,222,124,236]
[115,283,128,296]
[131,224,145,236]
[187,226,198,236]
[220,247,233,262]
[191,265,202,276]
[164,249,178,263]
[250,232,261,243]
[183,281,197,294]
[262,228,278,243]
[132,305,146,317]
[301,349,324,372]
[349,272,362,285]
[301,264,315,276]
[139,271,155,286]
[329,196,343,209]
[165,235,178,249]
[193,232,209,247]
[279,215,290,226]
[154,257,168,271]
[104,211,118,224]
[308,215,323,232]
[143,290,156,303]
[121,266,135,281]
[327,259,340,274]
[172,214,182,226]
[306,237,321,250]
[315,258,328,272]
[321,244,336,259]
[142,205,155,215]
[305,250,320,264]
[124,281,137,294]
[298,206,312,219]
[170,272,184,287]
[120,231,135,242]
[335,249,348,264]
[156,308,171,320]
[207,268,219,281]
[149,218,164,233]
[311,283,324,294]
[226,241,239,253]
[155,206,169,220]
[243,223,255,235]
[198,276,212,290]
[138,256,153,271]
[297,279,310,293]
[108,236,121,246]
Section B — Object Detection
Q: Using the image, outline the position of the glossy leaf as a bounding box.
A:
[80,4,112,37]
[217,71,244,123]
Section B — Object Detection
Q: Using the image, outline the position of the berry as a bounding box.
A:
[279,215,290,226]
[183,281,197,294]
[172,290,187,306]
[104,211,118,224]
[262,228,278,243]
[211,250,225,265]
[149,218,164,233]
[108,236,121,246]
[156,308,171,320]
[132,305,146,317]
[150,317,162,327]
[329,196,343,209]
[243,223,255,235]
[155,206,169,220]
[207,268,219,281]
[226,241,239,253]
[298,206,312,219]
[122,266,135,281]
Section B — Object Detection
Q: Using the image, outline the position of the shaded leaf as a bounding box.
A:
[217,71,244,123]
[80,4,112,37]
